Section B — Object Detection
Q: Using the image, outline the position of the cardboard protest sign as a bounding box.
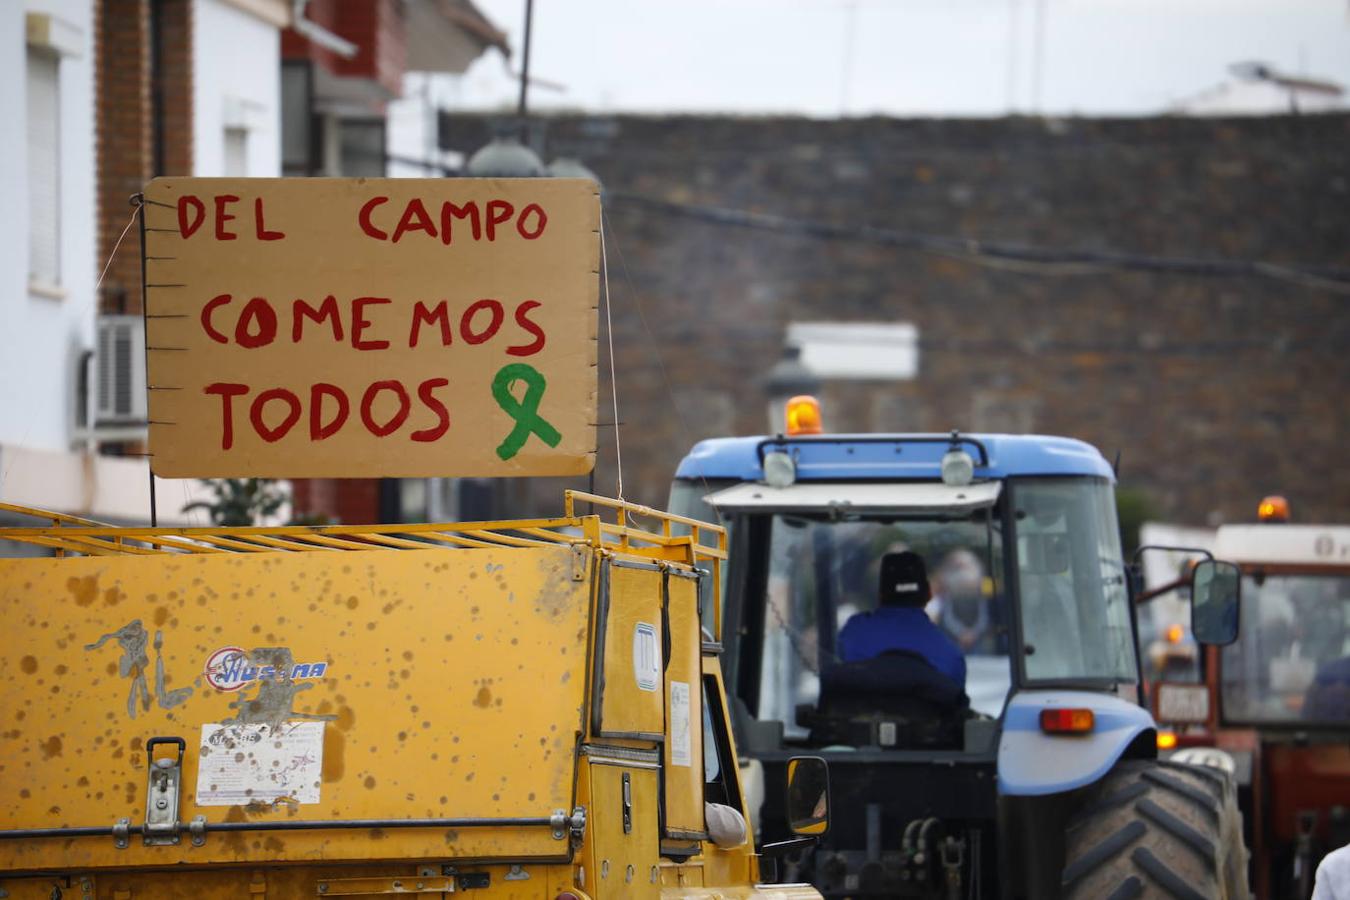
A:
[141,178,599,478]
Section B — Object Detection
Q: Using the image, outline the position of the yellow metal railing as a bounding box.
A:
[0,503,582,557]
[0,495,728,638]
[563,490,727,637]
[0,493,726,569]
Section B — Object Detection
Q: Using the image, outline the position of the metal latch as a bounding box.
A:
[569,805,587,845]
[622,772,632,834]
[551,806,587,843]
[143,736,185,846]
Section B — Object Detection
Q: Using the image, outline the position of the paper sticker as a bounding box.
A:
[633,622,660,692]
[669,680,692,767]
[196,722,325,806]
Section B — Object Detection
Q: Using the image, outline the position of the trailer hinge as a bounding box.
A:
[571,544,590,581]
[143,736,185,846]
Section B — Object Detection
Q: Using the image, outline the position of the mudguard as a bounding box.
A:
[998,690,1155,796]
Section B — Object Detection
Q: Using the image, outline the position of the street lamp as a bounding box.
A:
[465,136,545,176]
[763,344,822,433]
[465,0,546,178]
[546,157,600,183]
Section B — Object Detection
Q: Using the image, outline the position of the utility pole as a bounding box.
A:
[517,0,534,139]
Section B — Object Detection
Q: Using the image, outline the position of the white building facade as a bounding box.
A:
[0,2,96,458]
[0,0,289,529]
[194,0,285,178]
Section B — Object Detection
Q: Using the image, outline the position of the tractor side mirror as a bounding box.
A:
[786,756,830,836]
[759,755,831,875]
[1191,560,1241,646]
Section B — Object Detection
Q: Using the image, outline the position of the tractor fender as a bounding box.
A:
[998,689,1155,796]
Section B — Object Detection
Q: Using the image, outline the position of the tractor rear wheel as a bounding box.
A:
[1060,759,1249,900]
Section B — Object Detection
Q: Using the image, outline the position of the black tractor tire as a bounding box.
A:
[1060,759,1250,900]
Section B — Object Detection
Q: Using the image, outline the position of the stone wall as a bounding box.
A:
[440,113,1350,526]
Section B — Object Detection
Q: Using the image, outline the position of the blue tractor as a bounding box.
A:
[668,414,1251,898]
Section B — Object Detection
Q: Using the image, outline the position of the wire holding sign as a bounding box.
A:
[140,178,600,478]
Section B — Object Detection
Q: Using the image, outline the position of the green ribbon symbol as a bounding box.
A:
[492,363,563,461]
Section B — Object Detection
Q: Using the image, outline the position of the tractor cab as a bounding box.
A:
[1149,497,1350,899]
[672,431,1139,744]
[669,411,1247,898]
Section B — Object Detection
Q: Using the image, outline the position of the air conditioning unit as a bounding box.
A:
[93,315,147,429]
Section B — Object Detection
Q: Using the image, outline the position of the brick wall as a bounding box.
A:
[154,0,192,177]
[96,0,192,314]
[437,113,1350,527]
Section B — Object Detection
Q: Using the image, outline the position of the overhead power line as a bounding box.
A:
[607,191,1350,295]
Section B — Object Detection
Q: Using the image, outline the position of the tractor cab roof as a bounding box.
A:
[1215,524,1350,568]
[674,432,1115,483]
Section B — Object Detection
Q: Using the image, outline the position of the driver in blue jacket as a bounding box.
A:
[837,550,967,688]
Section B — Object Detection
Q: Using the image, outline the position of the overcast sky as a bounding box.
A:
[453,0,1350,117]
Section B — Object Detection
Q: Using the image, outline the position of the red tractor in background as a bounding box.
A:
[1143,497,1350,898]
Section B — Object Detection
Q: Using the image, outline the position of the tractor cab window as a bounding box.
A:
[755,510,1012,743]
[668,478,737,635]
[1012,478,1136,685]
[1221,574,1350,724]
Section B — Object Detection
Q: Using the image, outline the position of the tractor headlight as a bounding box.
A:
[941,448,975,486]
[763,451,796,488]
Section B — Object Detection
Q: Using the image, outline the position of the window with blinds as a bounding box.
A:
[27,49,60,289]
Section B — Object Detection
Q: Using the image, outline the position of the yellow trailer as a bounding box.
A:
[0,492,825,899]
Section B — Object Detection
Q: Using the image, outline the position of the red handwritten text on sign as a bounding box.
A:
[143,178,598,479]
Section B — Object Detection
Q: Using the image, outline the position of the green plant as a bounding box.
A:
[183,478,285,527]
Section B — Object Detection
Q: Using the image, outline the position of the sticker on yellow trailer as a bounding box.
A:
[194,722,325,806]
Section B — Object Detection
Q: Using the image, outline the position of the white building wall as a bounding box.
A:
[1,0,290,527]
[0,0,96,456]
[193,0,281,177]
[386,72,466,178]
